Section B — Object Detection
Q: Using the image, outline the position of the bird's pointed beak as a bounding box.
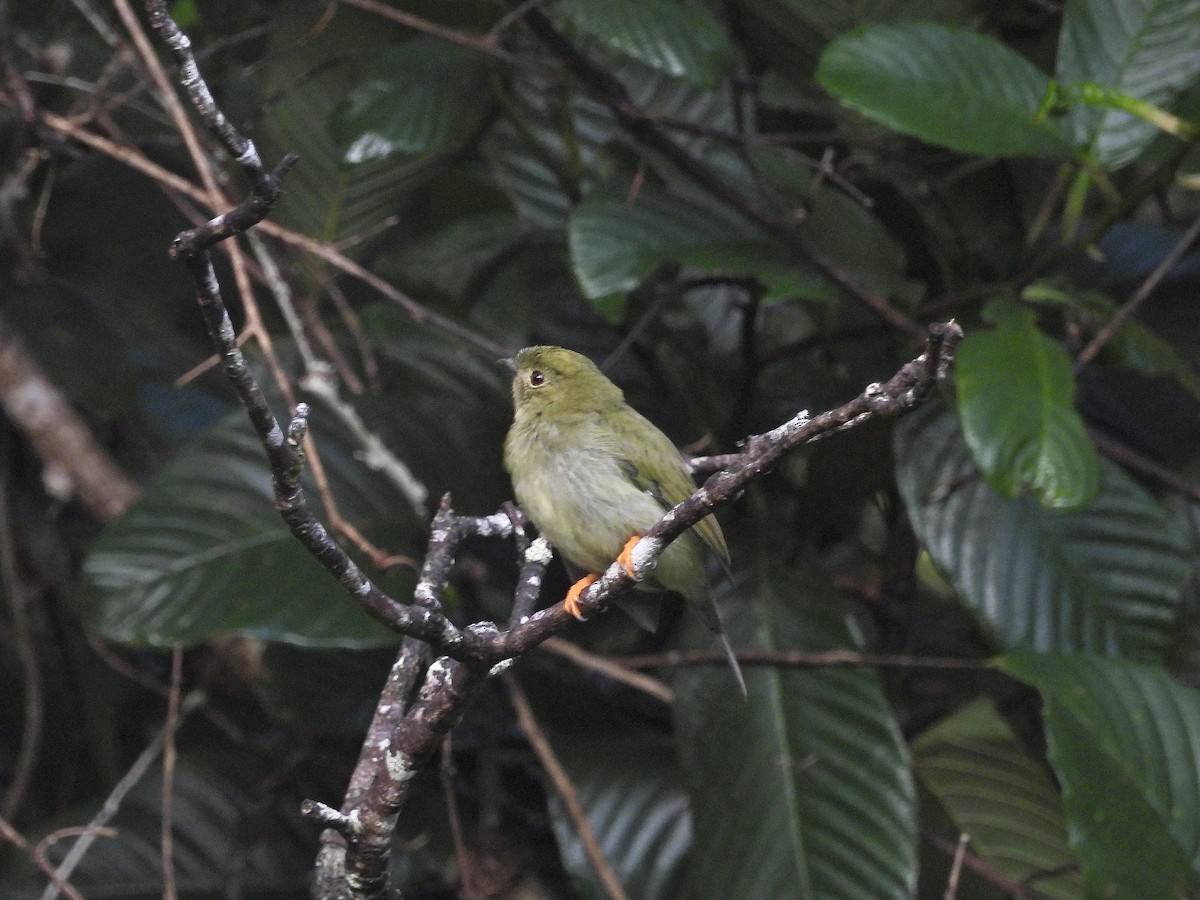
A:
[499,356,516,372]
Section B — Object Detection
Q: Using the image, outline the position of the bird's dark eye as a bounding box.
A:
[529,370,546,387]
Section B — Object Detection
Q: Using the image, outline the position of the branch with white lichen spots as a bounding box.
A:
[144,1,962,895]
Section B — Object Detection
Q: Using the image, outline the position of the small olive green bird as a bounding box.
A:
[503,346,746,695]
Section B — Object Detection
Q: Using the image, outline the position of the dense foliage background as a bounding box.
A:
[1,0,1199,896]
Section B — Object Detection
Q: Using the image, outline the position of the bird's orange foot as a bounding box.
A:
[563,573,599,620]
[616,534,643,576]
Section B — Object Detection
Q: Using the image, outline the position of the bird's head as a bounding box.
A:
[506,346,624,417]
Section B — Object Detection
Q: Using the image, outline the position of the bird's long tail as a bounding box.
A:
[717,631,748,698]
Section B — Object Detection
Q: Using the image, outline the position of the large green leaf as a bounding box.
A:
[895,403,1190,659]
[81,409,421,647]
[956,301,1100,508]
[547,735,691,900]
[673,567,916,899]
[1057,0,1200,168]
[1001,653,1200,898]
[254,12,450,247]
[557,0,732,87]
[913,698,1087,900]
[331,38,493,164]
[568,188,811,317]
[816,20,1076,158]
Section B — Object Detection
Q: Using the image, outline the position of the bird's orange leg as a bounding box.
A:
[563,573,599,620]
[616,534,643,576]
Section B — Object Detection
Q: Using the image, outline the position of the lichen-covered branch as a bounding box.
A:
[144,2,962,895]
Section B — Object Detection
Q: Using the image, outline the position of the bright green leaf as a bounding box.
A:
[1057,0,1200,168]
[956,300,1100,508]
[1001,653,1200,898]
[896,403,1190,659]
[816,20,1076,158]
[674,567,916,899]
[913,698,1087,900]
[557,0,733,87]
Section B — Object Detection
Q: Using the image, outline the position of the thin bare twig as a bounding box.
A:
[41,691,206,900]
[540,637,674,704]
[0,475,42,819]
[0,816,88,900]
[617,647,992,671]
[161,647,184,900]
[944,832,970,900]
[1091,427,1200,503]
[924,830,1031,899]
[504,676,628,900]
[1076,212,1200,369]
[440,736,478,899]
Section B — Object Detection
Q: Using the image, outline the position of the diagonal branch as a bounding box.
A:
[140,4,963,895]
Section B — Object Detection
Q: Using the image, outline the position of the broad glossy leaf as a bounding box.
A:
[557,0,732,87]
[548,735,690,900]
[913,698,1086,900]
[1058,0,1200,168]
[956,301,1100,508]
[896,403,1189,659]
[817,21,1075,158]
[331,39,492,164]
[253,11,460,247]
[484,73,616,229]
[674,567,915,899]
[81,410,421,647]
[568,189,800,309]
[1001,653,1200,898]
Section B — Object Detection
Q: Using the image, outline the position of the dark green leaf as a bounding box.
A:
[81,410,421,648]
[568,188,801,304]
[895,403,1190,659]
[913,698,1086,900]
[1057,0,1200,168]
[956,301,1100,508]
[387,211,531,300]
[548,735,690,900]
[557,0,733,87]
[331,39,492,164]
[674,567,916,899]
[817,21,1076,158]
[1001,652,1200,898]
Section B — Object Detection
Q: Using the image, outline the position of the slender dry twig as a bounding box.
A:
[1090,427,1200,503]
[504,676,629,900]
[944,832,970,900]
[1076,211,1200,369]
[0,816,88,900]
[0,475,42,819]
[440,736,478,899]
[617,647,993,671]
[540,637,674,704]
[924,830,1031,899]
[161,647,184,900]
[41,691,206,900]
